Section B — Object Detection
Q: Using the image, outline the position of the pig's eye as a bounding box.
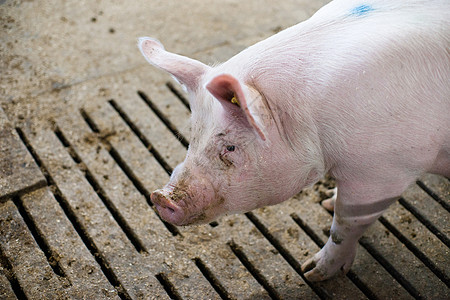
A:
[220,145,236,167]
[226,145,235,152]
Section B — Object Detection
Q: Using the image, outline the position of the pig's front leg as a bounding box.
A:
[301,182,400,282]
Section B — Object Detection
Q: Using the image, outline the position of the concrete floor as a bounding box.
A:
[1,0,449,299]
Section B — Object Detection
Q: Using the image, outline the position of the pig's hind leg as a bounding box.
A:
[302,180,405,281]
[321,187,337,212]
[429,147,450,178]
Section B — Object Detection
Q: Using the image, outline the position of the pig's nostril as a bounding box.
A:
[151,190,165,205]
[150,189,186,225]
[151,190,179,215]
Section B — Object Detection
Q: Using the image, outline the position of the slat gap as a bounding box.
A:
[155,273,183,300]
[378,216,449,287]
[12,196,68,280]
[0,245,28,300]
[416,180,450,212]
[398,197,450,248]
[193,257,234,300]
[290,213,378,300]
[228,240,282,300]
[295,203,421,299]
[109,99,175,175]
[15,127,131,300]
[53,125,148,254]
[136,91,190,148]
[79,108,181,237]
[244,212,330,300]
[165,82,191,112]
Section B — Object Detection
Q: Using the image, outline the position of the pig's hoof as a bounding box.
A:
[321,187,337,212]
[301,257,327,281]
[301,241,355,282]
[301,254,351,282]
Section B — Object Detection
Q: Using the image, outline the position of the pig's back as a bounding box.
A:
[226,0,449,177]
[307,0,450,178]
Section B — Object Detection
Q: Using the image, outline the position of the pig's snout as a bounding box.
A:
[151,189,186,225]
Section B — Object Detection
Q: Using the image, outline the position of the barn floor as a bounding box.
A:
[1,1,449,299]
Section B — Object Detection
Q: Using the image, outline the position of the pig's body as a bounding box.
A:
[139,0,449,281]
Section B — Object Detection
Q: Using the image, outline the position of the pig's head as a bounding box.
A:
[139,37,323,226]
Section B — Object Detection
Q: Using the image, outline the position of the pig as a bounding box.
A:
[139,0,449,282]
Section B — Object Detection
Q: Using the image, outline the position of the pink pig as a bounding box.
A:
[139,0,449,281]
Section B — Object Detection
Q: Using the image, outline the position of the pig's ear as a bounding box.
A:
[206,74,266,141]
[138,37,209,91]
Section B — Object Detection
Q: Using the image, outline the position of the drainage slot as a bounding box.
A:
[244,212,329,299]
[104,102,221,231]
[193,257,233,300]
[12,196,68,280]
[80,109,181,237]
[80,109,100,133]
[108,146,152,200]
[80,108,151,200]
[165,82,191,111]
[108,99,173,175]
[16,128,131,300]
[108,147,180,236]
[292,205,420,299]
[358,236,421,299]
[290,213,377,300]
[0,246,28,299]
[155,273,182,300]
[228,240,281,300]
[50,186,132,300]
[53,126,148,254]
[290,213,325,248]
[398,198,450,248]
[136,91,190,148]
[16,128,47,178]
[416,180,450,212]
[378,216,449,287]
[53,126,82,163]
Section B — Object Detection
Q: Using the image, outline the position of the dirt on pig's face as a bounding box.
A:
[149,72,323,226]
[140,37,326,226]
[152,98,283,226]
[151,81,324,226]
[160,125,253,224]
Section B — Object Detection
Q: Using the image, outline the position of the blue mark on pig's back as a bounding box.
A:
[350,4,374,17]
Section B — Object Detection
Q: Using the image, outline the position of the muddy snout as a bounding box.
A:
[150,189,186,225]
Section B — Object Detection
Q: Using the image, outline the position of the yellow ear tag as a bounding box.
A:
[230,94,240,107]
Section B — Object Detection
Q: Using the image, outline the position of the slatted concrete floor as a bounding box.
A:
[1,0,449,298]
[0,77,449,299]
